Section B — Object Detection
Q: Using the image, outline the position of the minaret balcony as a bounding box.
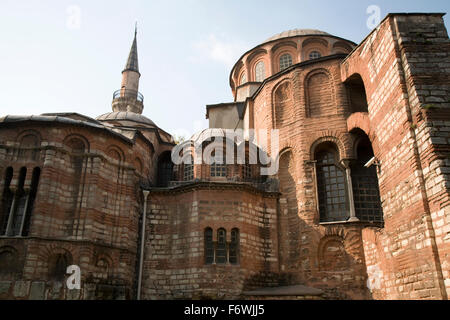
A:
[113,89,144,103]
[112,89,144,114]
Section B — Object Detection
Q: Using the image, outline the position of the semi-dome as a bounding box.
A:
[96,111,156,127]
[264,29,331,43]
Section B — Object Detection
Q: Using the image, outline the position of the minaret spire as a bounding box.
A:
[112,25,144,114]
[123,23,139,74]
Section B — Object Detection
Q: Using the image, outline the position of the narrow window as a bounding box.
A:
[21,167,40,236]
[242,163,252,181]
[157,152,174,187]
[255,61,265,82]
[309,51,321,60]
[49,253,70,281]
[229,228,239,264]
[183,156,194,181]
[204,228,214,265]
[240,73,247,85]
[8,167,27,237]
[351,138,383,223]
[316,149,348,222]
[216,229,227,264]
[279,54,293,71]
[0,167,14,236]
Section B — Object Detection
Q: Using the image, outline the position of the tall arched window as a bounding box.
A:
[0,167,14,235]
[9,167,27,236]
[19,134,40,161]
[157,152,174,187]
[204,228,214,265]
[0,247,18,276]
[184,156,194,181]
[1,167,41,237]
[242,163,252,181]
[351,136,383,222]
[316,146,348,222]
[216,228,227,264]
[255,61,265,82]
[240,73,247,85]
[309,51,321,60]
[279,54,293,71]
[49,252,70,281]
[22,167,40,236]
[229,228,239,264]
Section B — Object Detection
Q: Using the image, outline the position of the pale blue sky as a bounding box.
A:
[0,0,449,137]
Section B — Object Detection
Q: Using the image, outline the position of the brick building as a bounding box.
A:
[0,13,449,300]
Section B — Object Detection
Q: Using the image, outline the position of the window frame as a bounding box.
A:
[279,53,293,71]
[309,51,322,60]
[315,148,350,223]
[254,61,265,82]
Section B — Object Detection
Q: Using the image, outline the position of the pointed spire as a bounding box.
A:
[123,24,139,74]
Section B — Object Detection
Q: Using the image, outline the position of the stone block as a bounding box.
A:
[0,281,12,295]
[13,281,30,298]
[29,282,46,300]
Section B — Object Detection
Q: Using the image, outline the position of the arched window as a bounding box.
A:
[19,134,39,161]
[204,228,214,265]
[216,228,227,264]
[8,167,27,237]
[309,51,321,60]
[240,73,247,85]
[255,61,265,82]
[157,152,174,187]
[22,167,40,236]
[345,74,369,113]
[49,252,71,281]
[351,136,383,222]
[183,157,194,181]
[1,167,40,237]
[279,54,293,71]
[0,167,14,235]
[0,247,18,276]
[242,163,252,181]
[229,228,239,264]
[316,147,348,222]
[96,258,109,279]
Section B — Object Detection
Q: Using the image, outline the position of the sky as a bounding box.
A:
[0,0,449,138]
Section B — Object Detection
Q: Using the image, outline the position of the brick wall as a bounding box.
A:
[342,14,450,300]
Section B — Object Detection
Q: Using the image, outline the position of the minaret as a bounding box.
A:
[112,24,144,114]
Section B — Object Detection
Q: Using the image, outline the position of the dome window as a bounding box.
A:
[309,51,322,60]
[240,73,247,85]
[255,61,265,82]
[279,54,293,71]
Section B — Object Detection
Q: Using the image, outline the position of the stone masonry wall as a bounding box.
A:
[0,122,155,299]
[142,186,280,299]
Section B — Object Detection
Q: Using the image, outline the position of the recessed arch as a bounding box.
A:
[0,246,20,276]
[63,134,89,153]
[305,68,336,118]
[310,136,345,162]
[345,73,369,113]
[106,145,125,163]
[318,235,350,271]
[47,249,73,282]
[333,41,353,54]
[246,48,268,66]
[272,80,293,128]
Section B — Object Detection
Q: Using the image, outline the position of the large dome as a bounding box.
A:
[264,29,330,43]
